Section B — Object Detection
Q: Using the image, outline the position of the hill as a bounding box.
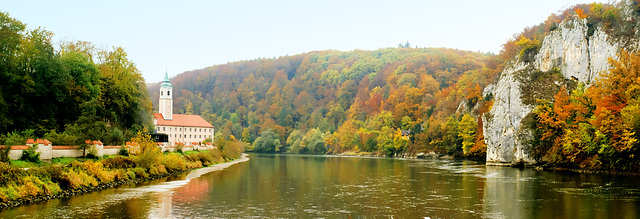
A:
[149,47,501,156]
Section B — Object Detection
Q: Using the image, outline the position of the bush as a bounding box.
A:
[61,169,97,189]
[160,153,186,172]
[20,145,40,163]
[0,145,10,163]
[148,166,159,175]
[157,165,168,175]
[113,169,129,181]
[102,156,136,169]
[117,147,129,156]
[131,167,148,178]
[176,144,184,154]
[134,150,161,170]
[43,130,78,145]
[0,162,23,186]
[73,161,114,182]
[86,145,99,159]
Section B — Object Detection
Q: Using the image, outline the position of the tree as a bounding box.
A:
[287,129,305,154]
[458,114,477,155]
[301,128,326,154]
[252,129,280,153]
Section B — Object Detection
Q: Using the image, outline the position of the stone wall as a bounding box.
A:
[3,139,216,160]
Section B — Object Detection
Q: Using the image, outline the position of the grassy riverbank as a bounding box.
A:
[0,147,243,209]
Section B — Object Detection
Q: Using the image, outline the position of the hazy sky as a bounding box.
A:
[4,0,600,83]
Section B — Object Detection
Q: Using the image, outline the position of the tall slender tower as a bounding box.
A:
[159,71,173,120]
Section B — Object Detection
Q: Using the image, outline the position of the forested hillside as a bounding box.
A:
[150,1,640,163]
[150,48,502,156]
[0,12,153,146]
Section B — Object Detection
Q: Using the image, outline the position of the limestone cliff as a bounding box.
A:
[483,16,621,165]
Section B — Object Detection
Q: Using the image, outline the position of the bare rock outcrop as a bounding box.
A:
[484,16,619,165]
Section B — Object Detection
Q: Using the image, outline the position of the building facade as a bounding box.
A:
[153,72,214,146]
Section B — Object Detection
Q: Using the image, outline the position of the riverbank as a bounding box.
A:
[336,151,459,160]
[0,151,247,210]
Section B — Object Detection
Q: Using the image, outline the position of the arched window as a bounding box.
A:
[161,91,163,96]
[168,91,170,96]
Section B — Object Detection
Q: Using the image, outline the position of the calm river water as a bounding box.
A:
[2,154,640,218]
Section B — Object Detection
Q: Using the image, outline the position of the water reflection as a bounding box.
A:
[2,154,640,218]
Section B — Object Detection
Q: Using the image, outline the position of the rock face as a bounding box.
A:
[484,17,619,165]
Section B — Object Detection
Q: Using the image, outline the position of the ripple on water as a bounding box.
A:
[554,186,640,201]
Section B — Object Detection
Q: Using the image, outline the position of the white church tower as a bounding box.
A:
[159,71,173,120]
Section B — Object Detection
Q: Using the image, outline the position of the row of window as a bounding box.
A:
[171,134,212,139]
[160,91,171,96]
[161,127,211,133]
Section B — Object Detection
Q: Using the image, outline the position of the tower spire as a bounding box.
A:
[163,68,170,83]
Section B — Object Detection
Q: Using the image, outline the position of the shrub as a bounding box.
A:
[0,162,23,186]
[148,166,159,175]
[131,167,149,178]
[20,145,40,163]
[61,169,97,189]
[160,153,186,172]
[134,150,161,170]
[0,145,10,163]
[209,148,224,163]
[0,184,19,201]
[73,161,114,182]
[102,156,136,169]
[186,160,203,169]
[113,169,130,181]
[176,144,184,154]
[43,130,78,145]
[126,170,136,179]
[86,145,99,159]
[157,165,168,174]
[117,146,129,156]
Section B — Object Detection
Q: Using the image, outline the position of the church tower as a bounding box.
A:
[159,71,173,120]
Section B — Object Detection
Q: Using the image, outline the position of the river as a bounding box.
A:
[1,154,640,218]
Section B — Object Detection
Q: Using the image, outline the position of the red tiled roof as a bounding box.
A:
[53,146,79,150]
[36,139,44,144]
[10,145,29,150]
[103,146,122,149]
[26,139,35,144]
[154,113,213,128]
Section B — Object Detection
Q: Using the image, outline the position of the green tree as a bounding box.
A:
[301,128,326,154]
[252,129,280,153]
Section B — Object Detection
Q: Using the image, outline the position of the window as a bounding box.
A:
[175,134,177,137]
[163,127,166,131]
[190,128,192,132]
[161,91,163,96]
[199,135,202,138]
[189,135,192,138]
[168,91,170,96]
[180,128,182,131]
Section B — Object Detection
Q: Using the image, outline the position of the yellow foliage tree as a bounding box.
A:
[458,113,477,155]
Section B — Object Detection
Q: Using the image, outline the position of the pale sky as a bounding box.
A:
[3,0,601,83]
